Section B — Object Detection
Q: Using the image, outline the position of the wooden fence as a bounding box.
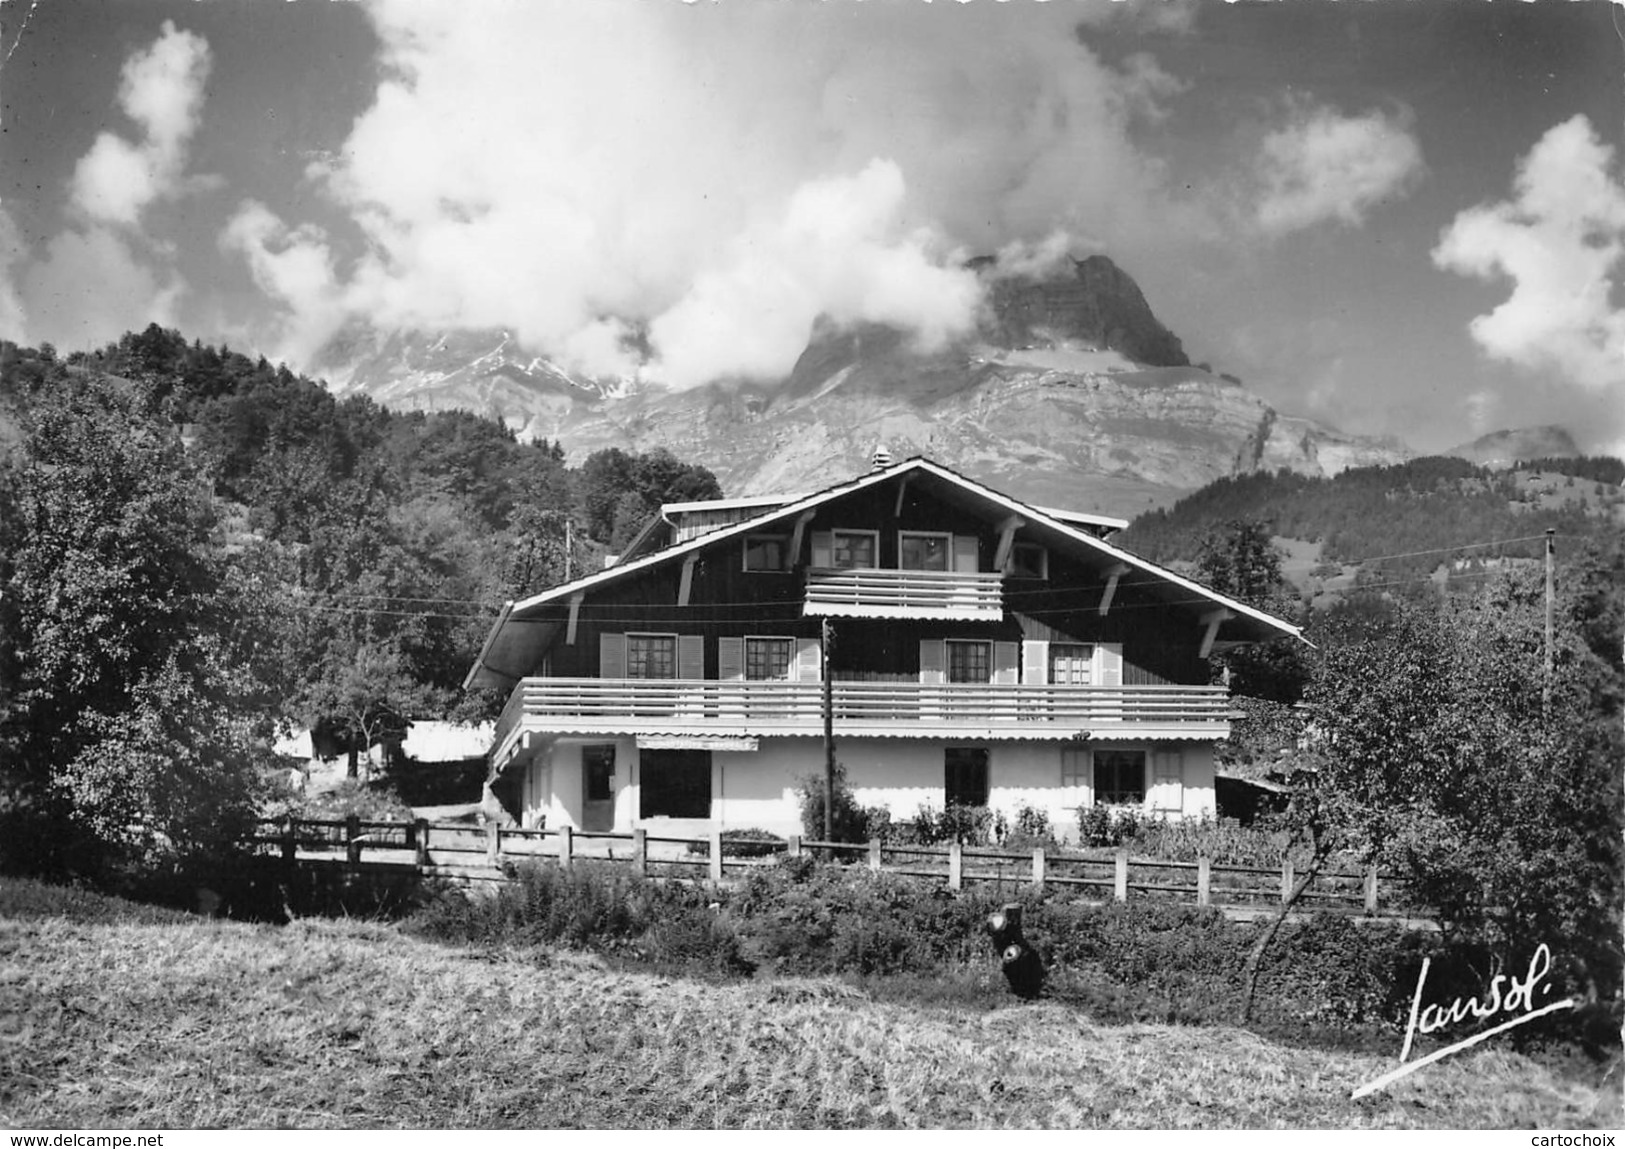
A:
[246,816,1399,915]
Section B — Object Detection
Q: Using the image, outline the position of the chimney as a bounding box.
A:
[871,444,894,471]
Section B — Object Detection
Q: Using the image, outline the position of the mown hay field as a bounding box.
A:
[0,879,1617,1129]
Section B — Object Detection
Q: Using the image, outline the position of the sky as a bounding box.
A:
[1,0,1622,456]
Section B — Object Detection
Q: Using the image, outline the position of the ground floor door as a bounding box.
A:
[582,744,616,832]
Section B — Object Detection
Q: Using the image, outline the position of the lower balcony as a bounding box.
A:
[492,677,1232,765]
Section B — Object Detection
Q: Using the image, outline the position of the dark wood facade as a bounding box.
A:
[511,474,1211,687]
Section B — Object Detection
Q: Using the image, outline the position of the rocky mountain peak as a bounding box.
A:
[968,253,1189,367]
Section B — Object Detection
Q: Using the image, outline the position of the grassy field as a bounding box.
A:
[0,878,1618,1129]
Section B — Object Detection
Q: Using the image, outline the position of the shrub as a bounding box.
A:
[406,856,1576,1044]
[1001,804,1059,851]
[1123,814,1297,867]
[1076,805,1143,847]
[796,761,887,843]
[907,803,996,846]
[685,828,785,858]
[284,779,414,822]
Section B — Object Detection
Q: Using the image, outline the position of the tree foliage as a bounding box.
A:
[1121,456,1623,584]
[0,374,271,873]
[1305,557,1624,995]
[0,328,731,878]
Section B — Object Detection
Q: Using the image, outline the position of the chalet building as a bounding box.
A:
[464,456,1302,842]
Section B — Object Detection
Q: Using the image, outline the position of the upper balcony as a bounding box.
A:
[490,677,1233,767]
[802,567,1005,620]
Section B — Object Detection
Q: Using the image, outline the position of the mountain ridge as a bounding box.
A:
[312,254,1469,510]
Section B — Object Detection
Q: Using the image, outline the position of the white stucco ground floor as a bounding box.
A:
[504,735,1217,844]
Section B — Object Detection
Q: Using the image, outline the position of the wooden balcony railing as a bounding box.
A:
[802,567,1004,619]
[491,677,1232,762]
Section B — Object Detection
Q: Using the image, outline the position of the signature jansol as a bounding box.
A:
[1351,943,1577,1100]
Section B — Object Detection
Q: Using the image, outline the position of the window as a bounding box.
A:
[947,639,992,684]
[639,749,711,818]
[831,530,878,569]
[745,636,795,681]
[1094,750,1147,806]
[1048,643,1094,685]
[945,747,990,807]
[627,633,677,679]
[584,744,615,802]
[743,535,787,572]
[1060,748,1090,787]
[899,531,951,571]
[1009,543,1048,579]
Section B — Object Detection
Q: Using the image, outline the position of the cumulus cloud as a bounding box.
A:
[246,0,1212,387]
[1254,104,1424,236]
[1433,115,1625,395]
[220,200,345,367]
[646,161,981,388]
[11,22,211,352]
[68,20,211,227]
[20,228,183,351]
[0,205,28,340]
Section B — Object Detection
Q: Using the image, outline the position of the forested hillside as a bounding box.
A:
[1119,455,1625,584]
[0,327,720,870]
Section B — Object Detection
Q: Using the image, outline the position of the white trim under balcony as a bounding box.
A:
[802,567,1004,620]
[490,677,1232,767]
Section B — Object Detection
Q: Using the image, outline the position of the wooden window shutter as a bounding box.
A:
[1098,643,1124,687]
[718,637,744,682]
[952,534,979,573]
[919,638,946,685]
[1021,640,1049,685]
[810,531,834,568]
[795,636,822,682]
[1152,748,1184,812]
[993,641,1019,685]
[599,632,627,679]
[678,635,705,679]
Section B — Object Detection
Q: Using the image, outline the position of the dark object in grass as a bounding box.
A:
[987,902,1045,1000]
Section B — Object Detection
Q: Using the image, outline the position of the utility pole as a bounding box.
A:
[822,617,835,842]
[565,516,573,583]
[1543,527,1555,711]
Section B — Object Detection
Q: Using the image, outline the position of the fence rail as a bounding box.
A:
[246,816,1401,915]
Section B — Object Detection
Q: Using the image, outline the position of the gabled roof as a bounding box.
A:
[464,456,1303,690]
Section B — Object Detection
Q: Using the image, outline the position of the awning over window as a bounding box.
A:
[635,735,760,752]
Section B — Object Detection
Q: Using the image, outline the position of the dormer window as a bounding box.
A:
[899,531,951,571]
[1008,542,1048,579]
[831,529,878,570]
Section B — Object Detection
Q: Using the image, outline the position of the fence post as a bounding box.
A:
[1031,847,1046,892]
[632,828,647,877]
[1281,857,1295,905]
[868,838,882,872]
[1364,866,1379,913]
[948,842,963,891]
[1114,848,1128,902]
[709,828,723,883]
[414,819,430,869]
[1197,855,1211,907]
[786,834,801,859]
[558,824,573,870]
[346,814,361,867]
[281,815,297,874]
[486,820,501,866]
